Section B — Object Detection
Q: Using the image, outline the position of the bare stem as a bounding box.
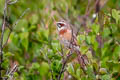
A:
[8,0,18,5]
[4,62,18,80]
[57,51,73,80]
[0,0,8,79]
[40,49,54,80]
[0,0,29,79]
[2,8,30,48]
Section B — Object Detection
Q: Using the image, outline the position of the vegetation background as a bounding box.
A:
[0,0,120,80]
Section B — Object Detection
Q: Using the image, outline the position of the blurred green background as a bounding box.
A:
[0,0,120,80]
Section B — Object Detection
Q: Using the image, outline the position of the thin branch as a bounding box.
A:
[2,8,30,48]
[60,44,64,56]
[85,0,91,16]
[0,0,8,79]
[100,0,109,9]
[40,50,53,80]
[8,0,18,5]
[12,8,30,29]
[57,50,73,80]
[2,30,12,48]
[0,1,29,80]
[4,62,18,80]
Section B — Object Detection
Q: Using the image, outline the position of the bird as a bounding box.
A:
[56,20,88,72]
[56,21,77,49]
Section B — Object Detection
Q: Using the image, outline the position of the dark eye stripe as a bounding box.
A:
[59,23,65,26]
[57,22,66,28]
[57,23,65,28]
[57,24,61,28]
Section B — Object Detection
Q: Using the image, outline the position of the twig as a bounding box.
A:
[57,44,64,58]
[2,8,30,48]
[95,0,100,13]
[85,0,91,16]
[8,0,18,5]
[60,44,64,56]
[46,54,53,80]
[0,1,29,79]
[40,50,53,80]
[57,51,73,80]
[57,60,66,80]
[2,31,12,48]
[4,62,18,80]
[0,0,8,79]
[12,8,30,29]
[99,0,109,9]
[8,64,18,79]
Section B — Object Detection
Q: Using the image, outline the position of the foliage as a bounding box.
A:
[0,0,120,80]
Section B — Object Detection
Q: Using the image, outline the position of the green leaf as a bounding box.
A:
[51,60,62,74]
[67,63,75,74]
[112,9,120,24]
[21,38,28,51]
[76,68,81,78]
[91,24,100,34]
[14,72,19,77]
[31,62,40,70]
[99,68,107,75]
[3,29,10,44]
[80,46,89,54]
[107,60,120,72]
[10,32,19,46]
[101,74,111,80]
[93,41,98,51]
[102,27,111,38]
[113,45,120,60]
[91,35,96,44]
[18,65,24,71]
[15,19,28,32]
[86,36,91,45]
[29,14,39,25]
[77,34,85,44]
[28,25,37,31]
[110,24,117,33]
[39,62,49,76]
[86,66,96,80]
[4,52,14,58]
[52,42,60,51]
[19,32,29,51]
[1,59,9,69]
[92,60,99,72]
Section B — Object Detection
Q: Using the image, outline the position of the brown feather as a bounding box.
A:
[59,29,72,41]
[59,29,67,35]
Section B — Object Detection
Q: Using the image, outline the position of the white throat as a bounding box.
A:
[57,26,65,31]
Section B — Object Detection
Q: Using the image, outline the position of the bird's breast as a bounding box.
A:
[59,29,72,41]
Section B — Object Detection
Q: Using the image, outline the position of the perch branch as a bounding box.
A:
[57,50,73,80]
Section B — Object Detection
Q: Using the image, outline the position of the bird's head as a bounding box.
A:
[56,21,67,31]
